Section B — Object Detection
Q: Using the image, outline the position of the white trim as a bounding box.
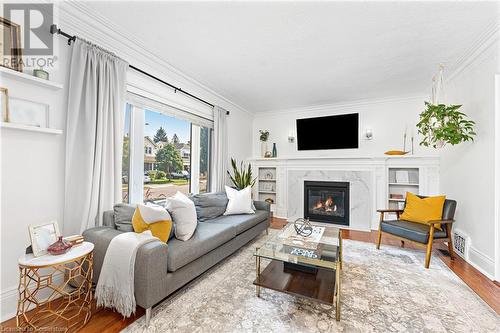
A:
[468,246,495,280]
[495,74,500,282]
[447,20,500,83]
[256,95,426,116]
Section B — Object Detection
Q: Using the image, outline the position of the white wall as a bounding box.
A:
[0,3,253,321]
[252,96,438,158]
[440,38,499,279]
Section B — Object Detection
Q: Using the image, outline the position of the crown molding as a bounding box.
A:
[447,19,500,83]
[56,1,253,116]
[255,94,426,117]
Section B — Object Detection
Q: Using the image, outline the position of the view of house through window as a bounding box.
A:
[122,102,212,204]
[144,109,192,202]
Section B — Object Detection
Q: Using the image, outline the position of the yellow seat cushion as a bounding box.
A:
[400,192,446,230]
[132,204,173,242]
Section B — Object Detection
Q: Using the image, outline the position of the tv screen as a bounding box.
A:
[296,113,359,150]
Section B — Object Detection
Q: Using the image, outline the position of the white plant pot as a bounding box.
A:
[261,141,268,157]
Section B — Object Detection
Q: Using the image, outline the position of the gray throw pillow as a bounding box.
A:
[190,192,228,221]
[113,203,174,239]
[114,203,136,231]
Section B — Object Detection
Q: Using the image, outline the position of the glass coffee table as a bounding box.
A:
[254,221,342,320]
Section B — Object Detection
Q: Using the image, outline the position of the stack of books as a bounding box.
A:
[63,235,84,247]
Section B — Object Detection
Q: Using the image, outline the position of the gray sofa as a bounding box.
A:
[83,193,270,325]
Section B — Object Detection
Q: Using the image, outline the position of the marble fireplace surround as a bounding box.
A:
[250,156,440,231]
[288,170,372,230]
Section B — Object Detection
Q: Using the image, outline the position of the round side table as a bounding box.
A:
[17,241,94,332]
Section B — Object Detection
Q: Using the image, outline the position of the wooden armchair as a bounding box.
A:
[375,198,457,268]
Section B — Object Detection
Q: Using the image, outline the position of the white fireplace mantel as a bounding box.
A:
[248,155,440,231]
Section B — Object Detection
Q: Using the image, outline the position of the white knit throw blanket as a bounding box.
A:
[96,231,158,317]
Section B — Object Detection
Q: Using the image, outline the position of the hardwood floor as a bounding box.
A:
[2,217,498,332]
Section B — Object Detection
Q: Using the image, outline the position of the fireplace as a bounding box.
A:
[304,181,349,225]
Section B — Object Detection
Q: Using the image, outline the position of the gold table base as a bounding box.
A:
[16,251,93,332]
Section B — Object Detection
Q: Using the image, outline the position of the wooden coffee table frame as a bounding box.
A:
[254,231,342,321]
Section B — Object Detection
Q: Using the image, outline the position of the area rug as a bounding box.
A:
[123,232,499,332]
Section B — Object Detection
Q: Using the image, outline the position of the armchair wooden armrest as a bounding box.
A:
[377,209,404,213]
[426,219,455,225]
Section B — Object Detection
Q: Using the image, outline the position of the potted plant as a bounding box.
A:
[417,102,476,148]
[227,158,256,190]
[259,130,269,157]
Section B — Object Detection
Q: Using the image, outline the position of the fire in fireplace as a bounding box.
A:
[304,181,349,225]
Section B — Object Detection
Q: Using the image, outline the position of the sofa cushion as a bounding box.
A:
[206,210,268,235]
[190,192,228,221]
[381,220,447,244]
[167,222,236,272]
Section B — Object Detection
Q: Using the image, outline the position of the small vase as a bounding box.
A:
[261,141,268,157]
[47,236,72,255]
[272,143,277,157]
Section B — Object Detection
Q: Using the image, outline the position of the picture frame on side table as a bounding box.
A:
[29,221,61,257]
[9,98,49,128]
[0,17,23,72]
[0,87,8,121]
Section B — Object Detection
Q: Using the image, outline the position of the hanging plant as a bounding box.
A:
[417,102,476,148]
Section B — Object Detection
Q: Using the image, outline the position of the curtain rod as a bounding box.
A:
[50,24,230,115]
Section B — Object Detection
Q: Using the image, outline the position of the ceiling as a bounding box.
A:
[83,1,498,112]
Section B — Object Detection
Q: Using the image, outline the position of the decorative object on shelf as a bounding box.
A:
[384,150,407,155]
[0,87,9,121]
[264,151,272,158]
[259,129,269,157]
[288,130,295,143]
[261,182,273,191]
[47,236,73,255]
[227,158,256,190]
[9,98,49,128]
[33,68,49,80]
[264,170,274,179]
[0,17,23,72]
[293,218,313,237]
[390,194,404,199]
[28,221,61,257]
[417,65,476,149]
[272,143,277,157]
[265,198,274,204]
[395,170,409,184]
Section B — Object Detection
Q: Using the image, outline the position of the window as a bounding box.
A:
[122,104,131,203]
[122,97,213,205]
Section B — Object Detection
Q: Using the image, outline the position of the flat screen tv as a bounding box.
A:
[296,113,359,150]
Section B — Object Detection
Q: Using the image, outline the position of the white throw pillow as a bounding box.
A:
[165,191,197,241]
[223,186,255,215]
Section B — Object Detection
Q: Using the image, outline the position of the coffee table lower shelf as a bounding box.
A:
[253,259,341,320]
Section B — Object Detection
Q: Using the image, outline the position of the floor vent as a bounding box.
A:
[452,228,469,260]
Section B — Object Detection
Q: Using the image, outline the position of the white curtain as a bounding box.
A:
[210,106,228,192]
[64,38,128,234]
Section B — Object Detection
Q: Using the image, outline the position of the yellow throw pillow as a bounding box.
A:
[132,204,173,242]
[400,192,446,230]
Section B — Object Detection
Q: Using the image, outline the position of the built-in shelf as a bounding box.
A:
[388,183,419,186]
[0,67,63,90]
[1,122,63,135]
[388,198,405,202]
[258,191,276,194]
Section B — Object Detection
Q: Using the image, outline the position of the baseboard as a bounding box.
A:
[467,246,495,280]
[1,273,64,322]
